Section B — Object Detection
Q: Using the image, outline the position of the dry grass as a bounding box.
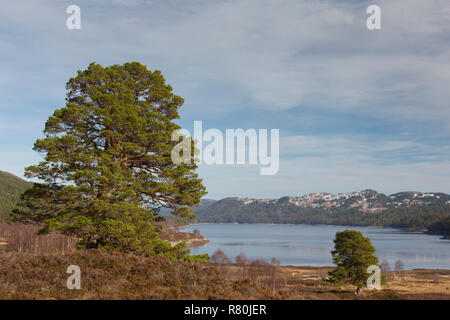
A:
[221,264,450,300]
[0,248,449,299]
[206,250,450,300]
[380,269,450,297]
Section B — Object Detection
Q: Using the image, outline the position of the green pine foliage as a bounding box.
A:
[0,172,32,222]
[12,62,207,261]
[328,230,379,292]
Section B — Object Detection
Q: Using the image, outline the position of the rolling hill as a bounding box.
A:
[194,190,450,234]
[0,171,31,221]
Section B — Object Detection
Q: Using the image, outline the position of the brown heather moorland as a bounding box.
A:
[0,249,450,299]
[0,250,282,299]
[1,223,450,300]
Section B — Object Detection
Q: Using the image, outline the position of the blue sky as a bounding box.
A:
[1,0,450,199]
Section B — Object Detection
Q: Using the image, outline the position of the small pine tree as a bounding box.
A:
[328,230,379,293]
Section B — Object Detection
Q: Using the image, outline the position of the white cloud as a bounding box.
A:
[1,0,450,198]
[280,135,424,157]
[198,134,450,198]
[1,0,449,119]
[199,153,450,199]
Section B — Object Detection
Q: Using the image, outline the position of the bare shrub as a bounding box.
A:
[381,259,391,273]
[210,249,231,264]
[233,252,248,278]
[245,257,282,292]
[381,259,394,282]
[0,223,75,254]
[235,252,248,265]
[394,259,404,280]
[271,257,280,266]
[394,260,404,272]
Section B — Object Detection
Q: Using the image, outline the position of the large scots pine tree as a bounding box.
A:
[13,62,207,260]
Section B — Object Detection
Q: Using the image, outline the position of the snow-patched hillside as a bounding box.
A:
[204,190,450,213]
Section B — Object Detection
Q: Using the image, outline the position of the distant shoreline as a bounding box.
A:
[181,222,450,246]
[182,221,429,233]
[181,222,450,270]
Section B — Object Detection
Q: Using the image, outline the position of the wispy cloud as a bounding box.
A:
[1,0,449,198]
[1,0,449,116]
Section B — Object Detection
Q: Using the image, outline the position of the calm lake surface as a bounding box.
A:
[182,223,450,270]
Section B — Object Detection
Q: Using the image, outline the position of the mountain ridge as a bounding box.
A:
[197,189,450,212]
[194,190,450,235]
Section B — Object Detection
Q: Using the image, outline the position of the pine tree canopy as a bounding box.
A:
[328,230,379,291]
[12,62,207,259]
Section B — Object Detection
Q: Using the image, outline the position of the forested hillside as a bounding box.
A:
[195,190,450,235]
[427,217,450,239]
[0,171,31,221]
